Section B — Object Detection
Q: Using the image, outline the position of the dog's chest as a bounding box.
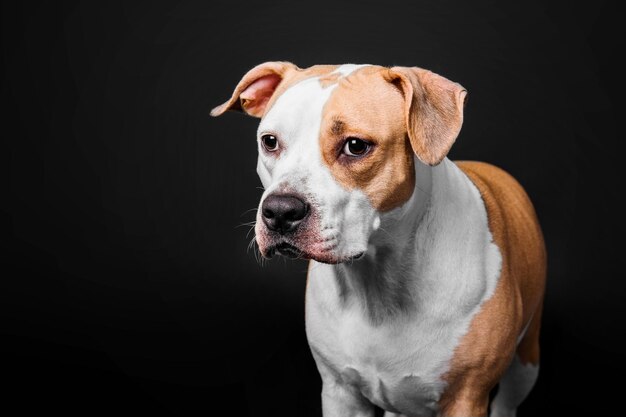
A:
[308,314,447,416]
[305,276,475,416]
[339,365,441,416]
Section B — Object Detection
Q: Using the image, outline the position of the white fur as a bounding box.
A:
[305,159,502,416]
[333,64,369,77]
[490,355,539,417]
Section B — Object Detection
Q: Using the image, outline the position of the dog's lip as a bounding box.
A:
[266,242,365,264]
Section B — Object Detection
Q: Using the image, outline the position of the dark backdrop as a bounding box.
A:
[1,1,624,415]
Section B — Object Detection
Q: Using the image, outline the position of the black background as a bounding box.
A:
[1,1,624,415]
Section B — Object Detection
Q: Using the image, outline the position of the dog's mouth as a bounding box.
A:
[270,242,302,259]
[265,241,364,264]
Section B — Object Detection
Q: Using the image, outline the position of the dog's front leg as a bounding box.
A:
[437,388,489,417]
[321,382,375,417]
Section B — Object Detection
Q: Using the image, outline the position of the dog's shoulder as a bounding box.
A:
[456,160,546,327]
[455,160,546,295]
[455,161,534,235]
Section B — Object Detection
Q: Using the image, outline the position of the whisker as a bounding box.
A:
[235,221,257,229]
[240,207,258,216]
[246,234,267,268]
[245,224,256,239]
[247,235,254,249]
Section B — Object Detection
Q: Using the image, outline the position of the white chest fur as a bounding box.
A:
[304,159,502,416]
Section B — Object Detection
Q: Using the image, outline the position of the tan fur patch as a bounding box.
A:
[319,66,416,212]
[438,161,546,415]
[318,72,341,88]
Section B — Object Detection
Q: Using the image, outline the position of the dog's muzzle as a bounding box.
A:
[258,193,366,264]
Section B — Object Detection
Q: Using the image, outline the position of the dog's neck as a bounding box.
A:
[330,158,487,325]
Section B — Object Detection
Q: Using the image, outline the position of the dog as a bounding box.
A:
[211,62,546,417]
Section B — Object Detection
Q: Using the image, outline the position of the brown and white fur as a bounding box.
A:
[211,62,546,417]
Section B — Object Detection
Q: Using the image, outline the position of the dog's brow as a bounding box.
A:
[331,119,345,135]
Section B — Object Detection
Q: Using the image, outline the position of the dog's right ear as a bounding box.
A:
[210,61,299,118]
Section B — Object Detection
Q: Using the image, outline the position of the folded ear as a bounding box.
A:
[386,67,467,166]
[210,61,299,118]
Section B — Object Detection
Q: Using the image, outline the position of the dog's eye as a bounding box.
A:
[343,138,370,157]
[261,134,279,152]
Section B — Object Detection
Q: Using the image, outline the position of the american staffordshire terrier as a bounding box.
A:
[211,62,546,417]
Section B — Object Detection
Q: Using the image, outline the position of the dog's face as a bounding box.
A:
[212,62,466,264]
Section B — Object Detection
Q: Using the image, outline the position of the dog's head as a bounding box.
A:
[212,62,466,264]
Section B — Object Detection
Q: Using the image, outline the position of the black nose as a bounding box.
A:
[261,194,309,234]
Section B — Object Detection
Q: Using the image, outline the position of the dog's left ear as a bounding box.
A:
[385,67,467,166]
[210,61,299,118]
